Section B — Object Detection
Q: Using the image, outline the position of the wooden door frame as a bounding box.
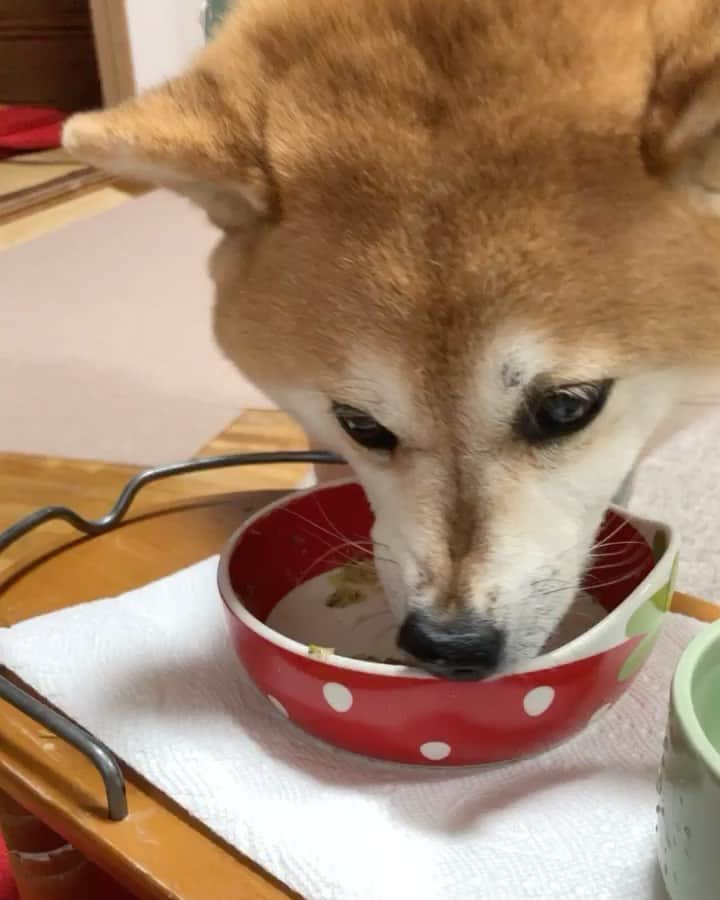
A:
[89,0,136,105]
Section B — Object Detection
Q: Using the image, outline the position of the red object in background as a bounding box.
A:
[0,837,19,900]
[0,832,138,900]
[0,811,137,900]
[0,106,67,160]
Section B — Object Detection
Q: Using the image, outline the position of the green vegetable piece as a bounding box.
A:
[308,644,334,660]
[326,588,366,608]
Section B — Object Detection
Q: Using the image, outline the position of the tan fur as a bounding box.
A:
[63,0,720,664]
[64,0,720,370]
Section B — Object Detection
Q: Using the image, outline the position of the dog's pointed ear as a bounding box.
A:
[643,10,720,208]
[62,69,270,228]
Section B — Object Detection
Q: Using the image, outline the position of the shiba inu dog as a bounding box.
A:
[64,0,720,678]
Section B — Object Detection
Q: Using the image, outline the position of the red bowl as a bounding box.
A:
[218,480,678,765]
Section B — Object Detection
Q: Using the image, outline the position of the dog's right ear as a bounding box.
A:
[63,67,271,229]
[643,3,720,210]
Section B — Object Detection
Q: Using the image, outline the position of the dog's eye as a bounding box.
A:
[332,403,398,452]
[518,380,613,443]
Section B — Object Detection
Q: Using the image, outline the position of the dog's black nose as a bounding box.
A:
[397,611,505,680]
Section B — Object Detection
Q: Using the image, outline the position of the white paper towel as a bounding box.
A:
[0,557,702,900]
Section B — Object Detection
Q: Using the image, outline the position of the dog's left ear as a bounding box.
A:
[643,6,720,208]
[62,66,271,229]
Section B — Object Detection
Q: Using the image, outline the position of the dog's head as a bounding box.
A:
[65,0,720,676]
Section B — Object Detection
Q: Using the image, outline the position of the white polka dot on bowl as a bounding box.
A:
[523,685,555,717]
[420,741,451,761]
[268,695,289,718]
[322,682,353,713]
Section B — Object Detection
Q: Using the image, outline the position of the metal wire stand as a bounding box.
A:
[0,450,344,820]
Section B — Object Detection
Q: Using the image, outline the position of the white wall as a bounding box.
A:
[124,0,206,92]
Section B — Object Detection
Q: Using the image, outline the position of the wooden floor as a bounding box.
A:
[0,147,145,249]
[0,149,85,197]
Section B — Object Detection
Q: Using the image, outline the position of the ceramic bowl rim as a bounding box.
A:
[218,478,676,682]
[671,618,720,782]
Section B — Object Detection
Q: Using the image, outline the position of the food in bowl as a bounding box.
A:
[218,479,678,765]
[266,559,407,665]
[270,559,604,665]
[325,559,378,608]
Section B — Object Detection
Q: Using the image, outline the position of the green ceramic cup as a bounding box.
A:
[658,619,720,899]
